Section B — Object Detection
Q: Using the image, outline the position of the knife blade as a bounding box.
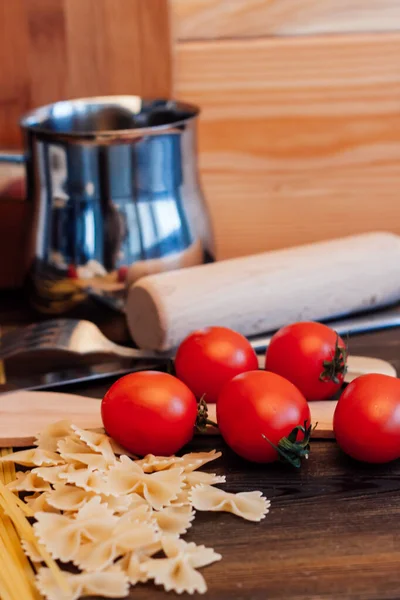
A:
[0,360,157,394]
[2,306,400,394]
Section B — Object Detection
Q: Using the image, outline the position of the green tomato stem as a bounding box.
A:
[262,421,315,468]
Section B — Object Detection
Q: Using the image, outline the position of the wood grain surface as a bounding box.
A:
[56,326,400,600]
[2,294,400,598]
[172,0,400,40]
[0,0,172,149]
[176,33,400,259]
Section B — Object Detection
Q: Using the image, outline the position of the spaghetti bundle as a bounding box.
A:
[0,448,68,600]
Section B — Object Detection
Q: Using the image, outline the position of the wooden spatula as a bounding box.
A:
[0,389,340,447]
[0,355,396,447]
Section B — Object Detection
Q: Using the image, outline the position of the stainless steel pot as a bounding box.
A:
[0,96,213,313]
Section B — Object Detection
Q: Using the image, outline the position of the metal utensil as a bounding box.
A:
[0,319,167,362]
[0,355,395,395]
[0,361,145,393]
[0,96,213,313]
[250,308,400,352]
[2,307,400,365]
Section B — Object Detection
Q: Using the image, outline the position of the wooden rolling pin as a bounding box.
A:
[126,232,400,351]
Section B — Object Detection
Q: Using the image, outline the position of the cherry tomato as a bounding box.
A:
[217,370,311,464]
[175,327,258,404]
[333,374,400,463]
[101,371,198,456]
[265,321,347,401]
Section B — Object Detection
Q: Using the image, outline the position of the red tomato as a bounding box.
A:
[117,265,128,283]
[333,374,400,463]
[265,321,347,401]
[175,327,258,403]
[67,264,78,279]
[101,371,198,456]
[216,370,311,464]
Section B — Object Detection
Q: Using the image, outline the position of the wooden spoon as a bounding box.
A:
[0,355,395,447]
[0,356,396,447]
[0,390,335,447]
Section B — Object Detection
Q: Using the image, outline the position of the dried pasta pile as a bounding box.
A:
[0,422,270,599]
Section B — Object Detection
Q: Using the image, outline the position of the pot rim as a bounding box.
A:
[20,95,200,143]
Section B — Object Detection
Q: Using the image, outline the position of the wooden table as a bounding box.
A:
[2,292,400,599]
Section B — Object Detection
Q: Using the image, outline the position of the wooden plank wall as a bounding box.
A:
[172,1,400,259]
[0,0,171,149]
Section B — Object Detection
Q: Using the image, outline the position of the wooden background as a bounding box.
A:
[0,0,172,287]
[171,0,400,259]
[0,0,171,149]
[2,1,400,282]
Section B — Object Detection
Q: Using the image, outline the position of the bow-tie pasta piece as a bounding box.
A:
[77,567,129,598]
[34,420,73,452]
[123,503,154,526]
[118,552,149,586]
[190,485,270,522]
[179,450,222,473]
[70,426,116,465]
[33,512,82,562]
[57,437,110,471]
[46,484,96,511]
[0,448,64,467]
[36,566,129,600]
[184,471,226,489]
[74,516,159,572]
[142,536,221,595]
[33,464,70,485]
[136,454,184,473]
[123,492,149,511]
[117,540,163,585]
[163,536,222,569]
[22,539,45,564]
[7,471,52,492]
[153,504,195,535]
[107,456,183,509]
[170,488,191,507]
[60,466,112,495]
[101,493,135,515]
[34,498,117,562]
[141,468,184,510]
[75,497,118,541]
[25,492,60,514]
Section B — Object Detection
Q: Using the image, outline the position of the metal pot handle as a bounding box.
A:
[0,152,25,164]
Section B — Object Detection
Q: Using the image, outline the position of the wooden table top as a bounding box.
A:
[2,291,400,599]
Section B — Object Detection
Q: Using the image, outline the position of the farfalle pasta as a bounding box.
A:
[183,471,226,489]
[153,504,195,535]
[0,420,270,599]
[74,515,159,572]
[34,420,73,452]
[70,426,116,465]
[36,566,129,600]
[107,456,183,509]
[57,437,112,471]
[136,454,184,473]
[0,448,64,467]
[142,536,222,595]
[189,485,271,522]
[32,464,70,485]
[7,471,52,492]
